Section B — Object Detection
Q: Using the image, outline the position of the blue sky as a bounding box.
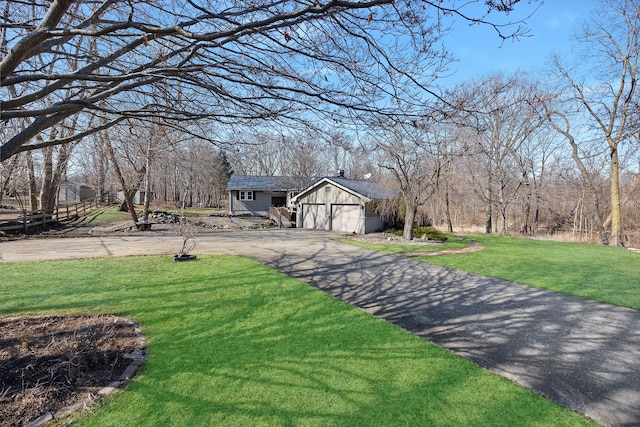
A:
[442,0,601,86]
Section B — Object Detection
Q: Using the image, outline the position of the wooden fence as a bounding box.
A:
[0,198,106,233]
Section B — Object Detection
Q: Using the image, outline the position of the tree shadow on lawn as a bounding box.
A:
[257,239,640,427]
[65,281,583,426]
[0,255,590,426]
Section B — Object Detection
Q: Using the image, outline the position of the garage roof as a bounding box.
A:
[292,176,397,202]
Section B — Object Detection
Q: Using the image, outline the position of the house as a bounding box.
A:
[58,180,96,203]
[291,175,397,234]
[226,175,313,216]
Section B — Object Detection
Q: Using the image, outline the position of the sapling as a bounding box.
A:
[173,211,197,261]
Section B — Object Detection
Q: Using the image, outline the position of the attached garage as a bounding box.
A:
[330,204,360,233]
[292,175,397,234]
[302,204,328,230]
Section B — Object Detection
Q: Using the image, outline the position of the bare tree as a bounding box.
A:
[375,120,446,240]
[227,129,350,178]
[175,141,232,208]
[454,73,547,235]
[552,0,640,246]
[544,100,611,244]
[103,130,139,224]
[516,126,560,234]
[1,0,538,162]
[228,132,286,176]
[38,141,76,214]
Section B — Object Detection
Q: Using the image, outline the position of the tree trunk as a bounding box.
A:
[484,156,493,234]
[484,186,492,234]
[603,167,640,230]
[39,147,53,212]
[521,195,531,234]
[0,156,17,206]
[104,136,138,225]
[566,127,609,244]
[38,144,72,214]
[609,145,623,246]
[520,176,532,234]
[49,147,71,211]
[96,140,108,203]
[25,151,38,210]
[403,195,417,240]
[444,188,454,233]
[141,139,152,223]
[498,182,508,235]
[534,187,541,232]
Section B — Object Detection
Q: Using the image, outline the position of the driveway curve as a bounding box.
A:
[1,229,639,426]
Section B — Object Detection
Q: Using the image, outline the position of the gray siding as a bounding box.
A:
[363,216,385,233]
[229,190,273,215]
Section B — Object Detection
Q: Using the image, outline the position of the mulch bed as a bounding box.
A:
[0,315,145,426]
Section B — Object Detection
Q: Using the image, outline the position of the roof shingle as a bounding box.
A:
[226,175,314,191]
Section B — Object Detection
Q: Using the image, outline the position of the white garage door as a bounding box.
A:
[302,204,328,230]
[331,204,360,233]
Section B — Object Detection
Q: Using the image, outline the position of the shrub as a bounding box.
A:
[384,226,447,241]
[415,226,447,241]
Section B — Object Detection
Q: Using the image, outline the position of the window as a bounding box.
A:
[239,191,254,201]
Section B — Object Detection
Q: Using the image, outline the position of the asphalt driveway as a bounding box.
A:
[1,229,639,426]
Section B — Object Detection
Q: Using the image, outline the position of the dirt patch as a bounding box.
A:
[0,315,145,426]
[53,214,276,237]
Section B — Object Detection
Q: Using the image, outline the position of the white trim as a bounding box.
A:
[239,190,254,201]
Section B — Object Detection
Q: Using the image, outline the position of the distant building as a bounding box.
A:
[227,172,397,234]
[226,175,313,216]
[116,189,150,204]
[58,180,96,203]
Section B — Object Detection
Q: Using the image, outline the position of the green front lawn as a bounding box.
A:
[0,256,594,426]
[422,234,640,311]
[73,205,131,226]
[343,234,640,311]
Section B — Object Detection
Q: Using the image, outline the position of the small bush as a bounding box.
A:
[384,226,447,241]
[415,226,447,241]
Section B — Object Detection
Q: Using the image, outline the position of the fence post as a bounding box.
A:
[23,210,27,233]
[42,209,46,226]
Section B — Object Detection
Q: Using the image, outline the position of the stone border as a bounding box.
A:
[26,319,147,427]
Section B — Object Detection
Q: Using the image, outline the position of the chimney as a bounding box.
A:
[338,169,345,177]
